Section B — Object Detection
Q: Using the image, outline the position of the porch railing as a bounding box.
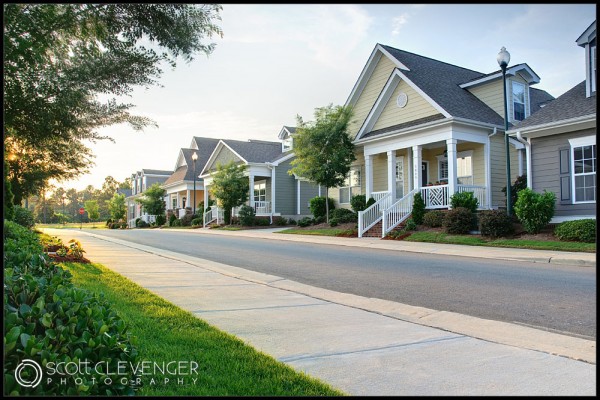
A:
[421,185,449,209]
[252,201,271,215]
[371,191,389,202]
[203,207,223,227]
[457,185,487,209]
[358,192,392,238]
[382,188,418,237]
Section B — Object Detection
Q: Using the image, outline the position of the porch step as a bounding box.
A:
[363,220,383,238]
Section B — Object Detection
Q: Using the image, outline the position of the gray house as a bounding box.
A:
[200,127,321,225]
[508,20,596,222]
[125,169,173,227]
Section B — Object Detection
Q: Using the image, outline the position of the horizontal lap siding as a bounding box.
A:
[211,147,241,171]
[468,80,504,117]
[490,133,520,208]
[300,181,320,215]
[275,160,296,215]
[531,128,596,217]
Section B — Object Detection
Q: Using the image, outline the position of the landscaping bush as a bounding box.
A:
[287,218,297,226]
[329,218,339,227]
[3,221,139,396]
[423,210,445,228]
[502,174,528,215]
[313,215,326,225]
[450,191,478,213]
[136,219,150,228]
[12,206,35,229]
[479,210,514,238]
[404,218,417,231]
[554,219,596,243]
[329,208,357,223]
[365,197,376,209]
[155,214,166,226]
[309,196,335,219]
[514,188,556,234]
[350,194,367,213]
[411,192,426,225]
[191,217,202,227]
[254,217,270,226]
[297,217,313,227]
[168,214,177,227]
[105,218,113,227]
[238,204,256,226]
[180,213,195,226]
[443,207,476,234]
[273,216,287,226]
[109,222,120,229]
[120,221,127,229]
[171,218,182,227]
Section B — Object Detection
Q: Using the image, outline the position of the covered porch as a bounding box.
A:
[359,132,491,238]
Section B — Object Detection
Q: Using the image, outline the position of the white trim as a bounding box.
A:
[346,47,383,107]
[297,179,301,215]
[459,64,541,89]
[569,136,596,204]
[271,166,276,214]
[507,115,596,138]
[270,151,295,166]
[568,135,597,148]
[484,137,492,207]
[278,126,295,140]
[508,137,524,150]
[575,20,596,47]
[200,140,248,177]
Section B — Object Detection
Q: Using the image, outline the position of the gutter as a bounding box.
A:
[514,132,532,189]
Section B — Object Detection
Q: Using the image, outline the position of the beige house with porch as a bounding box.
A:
[335,44,554,237]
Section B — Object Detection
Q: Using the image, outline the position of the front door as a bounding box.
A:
[421,161,429,187]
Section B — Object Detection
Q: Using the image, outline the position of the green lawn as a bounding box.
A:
[276,228,353,237]
[62,262,344,396]
[404,232,596,253]
[36,222,108,229]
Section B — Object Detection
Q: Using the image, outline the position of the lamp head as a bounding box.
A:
[192,152,198,161]
[497,46,510,69]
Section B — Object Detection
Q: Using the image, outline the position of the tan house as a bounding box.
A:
[336,44,554,237]
[125,169,172,228]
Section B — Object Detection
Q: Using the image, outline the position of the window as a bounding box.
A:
[512,81,526,121]
[572,143,596,203]
[253,181,266,202]
[171,197,177,209]
[339,166,361,204]
[395,159,404,199]
[283,137,293,152]
[438,151,473,185]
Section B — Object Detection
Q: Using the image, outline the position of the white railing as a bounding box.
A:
[178,208,187,219]
[141,214,157,224]
[421,184,449,209]
[371,191,389,202]
[358,192,392,238]
[382,188,418,238]
[203,207,222,227]
[457,185,487,209]
[252,201,271,215]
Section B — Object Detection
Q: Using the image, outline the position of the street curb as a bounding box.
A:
[46,228,596,365]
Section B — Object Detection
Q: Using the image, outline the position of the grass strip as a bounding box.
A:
[404,232,595,253]
[276,228,350,236]
[36,222,107,229]
[61,262,345,397]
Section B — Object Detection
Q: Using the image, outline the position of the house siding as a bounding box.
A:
[209,146,242,172]
[347,56,396,138]
[530,128,596,217]
[372,79,439,132]
[299,181,320,216]
[274,159,296,216]
[490,133,521,208]
[468,80,504,117]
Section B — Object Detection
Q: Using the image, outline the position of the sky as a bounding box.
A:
[58,3,596,192]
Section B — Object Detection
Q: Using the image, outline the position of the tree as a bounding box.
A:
[289,104,355,222]
[135,183,166,216]
[107,193,127,221]
[84,200,100,222]
[3,4,223,200]
[209,161,249,225]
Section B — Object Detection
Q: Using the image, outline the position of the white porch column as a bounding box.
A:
[203,185,209,212]
[186,189,190,208]
[447,139,458,203]
[177,192,180,208]
[525,138,532,189]
[387,151,396,200]
[412,145,422,190]
[318,185,322,197]
[297,179,301,215]
[249,174,254,207]
[365,154,373,199]
[484,139,492,209]
[271,167,276,214]
[408,147,414,191]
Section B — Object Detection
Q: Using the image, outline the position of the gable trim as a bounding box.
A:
[269,151,295,166]
[199,140,248,177]
[459,64,540,89]
[356,68,451,140]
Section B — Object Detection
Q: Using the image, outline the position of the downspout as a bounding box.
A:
[488,127,498,137]
[514,132,532,189]
[266,162,275,224]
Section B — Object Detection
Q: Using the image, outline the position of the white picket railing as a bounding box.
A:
[382,188,418,238]
[252,201,271,215]
[457,185,487,209]
[358,192,392,238]
[371,191,389,202]
[421,185,449,209]
[203,207,222,227]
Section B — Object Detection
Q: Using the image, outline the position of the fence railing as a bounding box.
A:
[252,201,271,215]
[358,192,392,238]
[203,207,222,227]
[382,188,418,237]
[457,185,487,209]
[421,184,449,209]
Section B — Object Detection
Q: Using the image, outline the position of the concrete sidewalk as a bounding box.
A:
[43,228,595,396]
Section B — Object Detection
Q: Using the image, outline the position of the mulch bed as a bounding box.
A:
[46,254,91,264]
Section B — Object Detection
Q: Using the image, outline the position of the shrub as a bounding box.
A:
[191,217,202,227]
[554,219,596,243]
[365,197,376,209]
[423,210,445,228]
[155,214,166,226]
[136,219,149,228]
[273,216,287,226]
[443,207,476,234]
[350,194,367,213]
[411,193,426,225]
[168,214,177,227]
[297,217,313,227]
[238,204,255,226]
[329,208,357,223]
[450,191,478,213]
[502,174,528,215]
[254,217,270,226]
[171,218,182,227]
[109,222,119,229]
[514,188,556,234]
[12,206,35,229]
[287,218,297,226]
[105,218,113,227]
[479,210,514,238]
[313,215,326,225]
[329,218,338,227]
[309,196,335,219]
[404,218,417,231]
[180,213,195,226]
[120,221,127,229]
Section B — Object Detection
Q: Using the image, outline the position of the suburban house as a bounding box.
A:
[508,20,596,223]
[125,169,173,227]
[162,137,220,219]
[331,43,554,237]
[200,127,321,225]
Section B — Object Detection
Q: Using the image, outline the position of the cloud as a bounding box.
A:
[391,13,410,36]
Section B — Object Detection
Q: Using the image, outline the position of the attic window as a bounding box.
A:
[283,137,293,152]
[512,81,526,122]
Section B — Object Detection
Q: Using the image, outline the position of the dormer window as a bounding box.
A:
[283,137,293,152]
[512,81,526,121]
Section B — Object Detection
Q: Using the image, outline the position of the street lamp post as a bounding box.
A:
[497,46,512,216]
[192,151,198,217]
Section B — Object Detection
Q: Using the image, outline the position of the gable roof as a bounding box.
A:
[141,169,172,176]
[576,20,596,46]
[221,139,283,163]
[278,126,296,140]
[509,81,596,132]
[162,148,202,186]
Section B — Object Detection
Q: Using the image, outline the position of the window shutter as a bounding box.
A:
[558,147,571,204]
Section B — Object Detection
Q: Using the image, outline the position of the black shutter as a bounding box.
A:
[558,147,571,204]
